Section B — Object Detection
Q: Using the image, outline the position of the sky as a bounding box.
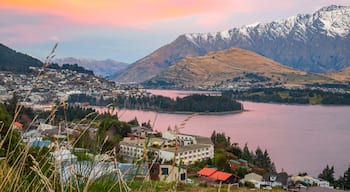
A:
[1,0,349,63]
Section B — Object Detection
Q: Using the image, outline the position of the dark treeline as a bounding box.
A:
[38,105,97,125]
[114,94,243,112]
[68,93,245,113]
[48,63,94,75]
[223,87,350,105]
[68,94,243,113]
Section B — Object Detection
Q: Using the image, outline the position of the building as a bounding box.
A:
[119,131,214,165]
[197,167,239,184]
[263,172,289,188]
[229,159,248,170]
[291,175,331,188]
[148,163,187,183]
[244,172,263,182]
[129,126,158,138]
[242,173,263,188]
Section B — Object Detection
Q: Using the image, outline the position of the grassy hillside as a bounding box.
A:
[326,67,350,82]
[145,48,336,88]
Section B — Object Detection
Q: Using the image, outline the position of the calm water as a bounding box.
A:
[101,89,350,176]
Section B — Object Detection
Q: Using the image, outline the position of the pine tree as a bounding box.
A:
[344,165,350,189]
[319,165,335,185]
[242,143,252,162]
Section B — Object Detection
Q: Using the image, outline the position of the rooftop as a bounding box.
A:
[197,167,217,177]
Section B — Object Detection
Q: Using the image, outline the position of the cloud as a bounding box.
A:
[0,0,349,61]
[0,0,240,28]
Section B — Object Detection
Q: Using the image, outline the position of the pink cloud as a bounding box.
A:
[0,0,248,28]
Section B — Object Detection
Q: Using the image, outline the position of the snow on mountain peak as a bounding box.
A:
[184,5,350,43]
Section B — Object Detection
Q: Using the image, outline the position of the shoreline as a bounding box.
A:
[92,105,246,115]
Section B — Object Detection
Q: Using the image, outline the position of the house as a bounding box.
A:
[244,172,263,182]
[263,172,289,188]
[291,175,331,188]
[197,167,239,184]
[198,167,217,177]
[209,171,238,184]
[229,159,248,170]
[148,163,187,183]
[242,173,263,188]
[119,131,214,165]
[129,126,158,138]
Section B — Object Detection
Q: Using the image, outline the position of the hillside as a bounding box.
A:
[326,67,350,82]
[144,48,335,88]
[54,57,128,77]
[113,5,350,83]
[111,35,201,82]
[0,43,43,74]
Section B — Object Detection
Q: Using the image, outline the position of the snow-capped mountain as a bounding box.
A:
[54,57,128,78]
[114,5,350,83]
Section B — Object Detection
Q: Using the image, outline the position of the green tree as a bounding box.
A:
[343,165,350,189]
[128,117,139,126]
[319,165,335,185]
[241,143,253,162]
[6,92,19,116]
[98,114,131,152]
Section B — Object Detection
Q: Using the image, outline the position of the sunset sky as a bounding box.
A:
[1,0,349,63]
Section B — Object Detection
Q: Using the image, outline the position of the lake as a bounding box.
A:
[100,89,350,177]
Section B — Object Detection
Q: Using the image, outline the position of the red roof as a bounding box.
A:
[197,167,217,177]
[209,171,233,181]
[13,122,23,128]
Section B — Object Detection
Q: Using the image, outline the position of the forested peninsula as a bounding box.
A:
[68,94,243,113]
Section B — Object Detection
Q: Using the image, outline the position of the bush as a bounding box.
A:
[245,180,255,188]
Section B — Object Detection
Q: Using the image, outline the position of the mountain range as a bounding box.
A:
[54,57,128,77]
[113,5,350,83]
[144,48,335,88]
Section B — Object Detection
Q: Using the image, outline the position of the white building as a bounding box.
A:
[291,175,331,188]
[119,131,214,165]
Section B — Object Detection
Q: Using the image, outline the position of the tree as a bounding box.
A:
[319,165,335,185]
[242,143,253,162]
[6,92,19,116]
[343,165,350,189]
[128,117,139,126]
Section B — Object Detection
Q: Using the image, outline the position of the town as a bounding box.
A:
[1,64,350,191]
[10,115,344,191]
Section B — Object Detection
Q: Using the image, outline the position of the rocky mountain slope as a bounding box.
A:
[144,48,334,88]
[54,57,128,77]
[114,5,350,83]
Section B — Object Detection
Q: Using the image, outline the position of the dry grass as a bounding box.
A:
[326,67,350,82]
[154,48,336,87]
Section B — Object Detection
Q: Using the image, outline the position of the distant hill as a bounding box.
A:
[144,48,336,88]
[54,57,128,78]
[114,5,350,83]
[0,43,43,74]
[326,67,350,82]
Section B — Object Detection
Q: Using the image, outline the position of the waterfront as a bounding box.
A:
[101,89,350,176]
